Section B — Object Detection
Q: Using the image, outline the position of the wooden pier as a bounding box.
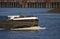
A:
[0,0,60,8]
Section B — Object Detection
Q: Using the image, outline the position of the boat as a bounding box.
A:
[0,15,41,30]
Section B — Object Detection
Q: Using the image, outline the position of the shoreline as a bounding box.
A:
[47,8,60,13]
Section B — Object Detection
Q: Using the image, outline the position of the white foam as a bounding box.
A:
[11,26,46,30]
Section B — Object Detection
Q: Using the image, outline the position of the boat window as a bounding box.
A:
[0,16,8,21]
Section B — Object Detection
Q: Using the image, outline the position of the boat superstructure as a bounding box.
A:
[0,15,38,30]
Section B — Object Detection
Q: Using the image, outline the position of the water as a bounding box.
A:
[0,8,60,39]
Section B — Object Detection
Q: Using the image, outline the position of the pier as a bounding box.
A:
[0,0,60,8]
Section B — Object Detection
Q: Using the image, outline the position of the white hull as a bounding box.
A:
[0,26,46,31]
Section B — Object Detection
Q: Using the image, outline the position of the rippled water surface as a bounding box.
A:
[0,8,60,39]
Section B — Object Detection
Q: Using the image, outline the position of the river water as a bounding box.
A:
[0,8,60,39]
